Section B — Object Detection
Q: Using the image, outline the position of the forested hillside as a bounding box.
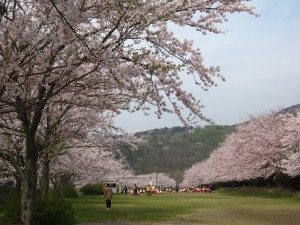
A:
[120,125,236,183]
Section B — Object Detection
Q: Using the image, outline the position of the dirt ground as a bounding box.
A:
[83,222,197,225]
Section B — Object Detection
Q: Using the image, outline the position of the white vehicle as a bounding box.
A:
[106,181,122,193]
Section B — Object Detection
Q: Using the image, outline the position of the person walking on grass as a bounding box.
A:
[103,183,113,210]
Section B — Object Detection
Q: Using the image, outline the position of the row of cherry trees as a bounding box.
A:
[0,0,255,224]
[0,104,135,197]
[182,110,300,187]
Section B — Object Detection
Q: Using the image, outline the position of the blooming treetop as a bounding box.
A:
[281,112,300,177]
[0,0,256,124]
[51,146,134,188]
[41,107,137,188]
[182,110,297,185]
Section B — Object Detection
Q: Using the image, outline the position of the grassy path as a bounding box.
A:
[71,190,300,225]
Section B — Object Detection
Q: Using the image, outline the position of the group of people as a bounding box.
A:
[181,185,212,193]
[121,184,141,195]
[102,183,155,210]
[103,183,212,210]
[127,184,162,196]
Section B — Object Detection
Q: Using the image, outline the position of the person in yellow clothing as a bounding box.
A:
[103,183,113,210]
[146,185,151,196]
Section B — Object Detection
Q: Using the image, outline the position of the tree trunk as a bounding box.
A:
[21,157,37,225]
[15,75,49,225]
[40,156,50,195]
[15,175,22,192]
[20,132,38,225]
[21,160,37,225]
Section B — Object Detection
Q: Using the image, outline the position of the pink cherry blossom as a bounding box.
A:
[0,1,256,224]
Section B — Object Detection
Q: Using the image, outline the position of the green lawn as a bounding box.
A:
[70,190,300,225]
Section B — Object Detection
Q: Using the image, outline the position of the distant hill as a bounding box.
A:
[281,103,300,115]
[120,125,236,183]
[120,103,300,183]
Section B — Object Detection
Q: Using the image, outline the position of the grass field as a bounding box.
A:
[70,189,300,225]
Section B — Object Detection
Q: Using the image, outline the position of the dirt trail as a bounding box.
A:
[83,222,197,225]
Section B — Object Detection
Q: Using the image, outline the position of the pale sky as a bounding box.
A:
[115,0,300,133]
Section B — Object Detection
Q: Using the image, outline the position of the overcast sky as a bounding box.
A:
[115,0,300,133]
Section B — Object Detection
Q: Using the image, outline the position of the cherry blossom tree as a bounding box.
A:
[229,112,291,181]
[50,146,134,189]
[35,107,136,194]
[0,98,132,223]
[181,162,204,187]
[281,112,300,177]
[0,112,25,190]
[182,110,293,186]
[0,158,17,187]
[46,108,136,189]
[0,1,256,224]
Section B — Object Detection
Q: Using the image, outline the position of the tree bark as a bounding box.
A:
[21,156,37,225]
[15,175,22,192]
[40,155,50,196]
[17,83,49,225]
[20,130,39,225]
